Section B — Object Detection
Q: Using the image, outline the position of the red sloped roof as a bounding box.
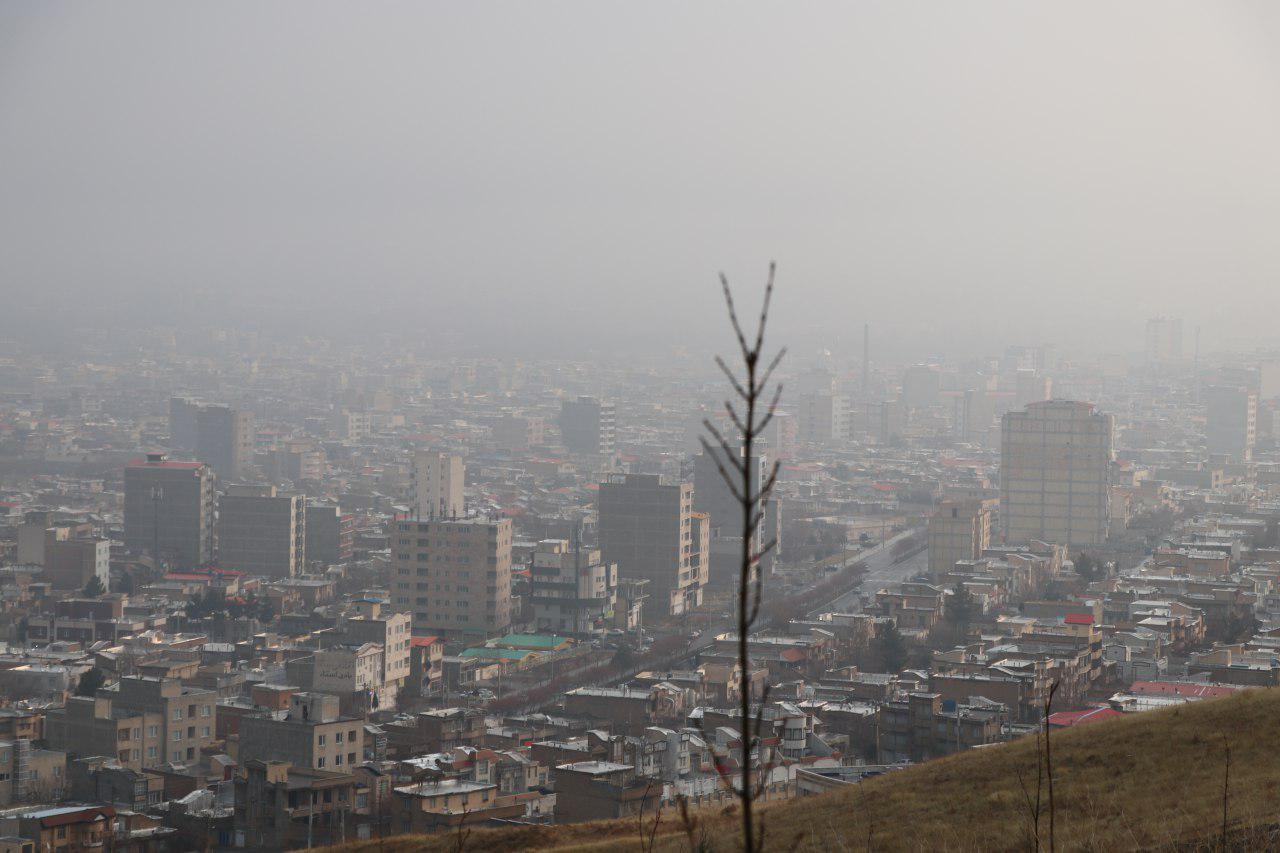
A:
[410,636,441,648]
[1048,707,1122,728]
[40,806,116,828]
[1064,613,1094,625]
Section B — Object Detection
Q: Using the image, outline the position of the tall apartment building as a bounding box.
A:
[928,499,994,578]
[390,517,513,638]
[218,485,306,577]
[194,404,255,482]
[796,391,848,446]
[410,451,464,519]
[1144,316,1183,365]
[168,397,254,481]
[597,474,706,616]
[1000,401,1113,548]
[529,537,618,636]
[559,396,616,456]
[305,503,354,565]
[694,444,770,587]
[44,535,110,591]
[902,364,942,408]
[123,453,216,569]
[1204,385,1257,462]
[168,396,199,451]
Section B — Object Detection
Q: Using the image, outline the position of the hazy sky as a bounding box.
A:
[3,3,1279,360]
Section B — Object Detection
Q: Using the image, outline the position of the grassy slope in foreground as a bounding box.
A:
[327,687,1280,851]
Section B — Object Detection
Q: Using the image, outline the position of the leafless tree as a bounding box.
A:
[452,803,472,853]
[1043,680,1059,853]
[636,780,664,853]
[702,262,785,853]
[1014,728,1044,851]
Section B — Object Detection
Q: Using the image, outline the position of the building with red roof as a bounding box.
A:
[1047,706,1123,728]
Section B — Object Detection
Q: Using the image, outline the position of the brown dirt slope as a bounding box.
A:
[325,686,1280,851]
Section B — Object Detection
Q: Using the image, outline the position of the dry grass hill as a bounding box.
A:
[326,686,1280,851]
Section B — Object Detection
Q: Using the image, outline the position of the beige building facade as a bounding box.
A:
[410,451,464,519]
[391,517,513,638]
[1000,401,1113,548]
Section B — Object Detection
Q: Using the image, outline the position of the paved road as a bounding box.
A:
[821,539,928,615]
[581,528,927,697]
[686,527,928,654]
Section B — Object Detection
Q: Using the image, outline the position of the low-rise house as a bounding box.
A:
[383,707,486,759]
[563,683,690,735]
[390,778,532,833]
[238,692,365,772]
[878,693,1008,763]
[552,761,661,824]
[235,759,367,849]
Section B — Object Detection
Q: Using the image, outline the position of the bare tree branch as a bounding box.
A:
[756,347,787,399]
[715,355,752,402]
[718,272,750,358]
[709,263,783,853]
[752,261,777,354]
[698,436,746,505]
[753,383,785,435]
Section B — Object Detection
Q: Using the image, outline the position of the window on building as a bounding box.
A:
[318,734,326,746]
[317,757,325,768]
[172,731,182,742]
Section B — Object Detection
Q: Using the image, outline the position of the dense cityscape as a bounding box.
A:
[0,316,1275,848]
[7,2,1280,850]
